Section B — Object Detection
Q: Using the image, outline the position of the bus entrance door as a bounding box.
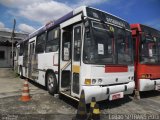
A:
[28,41,38,80]
[59,23,82,98]
[71,24,82,97]
[60,29,72,93]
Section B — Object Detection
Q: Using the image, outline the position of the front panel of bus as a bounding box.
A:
[79,7,135,102]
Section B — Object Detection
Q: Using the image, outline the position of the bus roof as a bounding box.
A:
[19,6,131,44]
[19,6,85,44]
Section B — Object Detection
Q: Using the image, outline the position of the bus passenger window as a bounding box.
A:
[35,32,46,54]
[74,26,81,61]
[62,32,71,61]
[46,28,59,52]
[30,43,35,55]
[23,41,28,56]
[63,42,70,60]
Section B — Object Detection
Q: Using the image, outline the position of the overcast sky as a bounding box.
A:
[0,0,159,33]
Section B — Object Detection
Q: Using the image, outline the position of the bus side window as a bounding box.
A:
[23,41,28,56]
[74,26,81,61]
[62,32,71,61]
[46,28,59,52]
[35,32,46,54]
[30,42,35,55]
[17,47,20,58]
[32,43,35,54]
[19,43,24,56]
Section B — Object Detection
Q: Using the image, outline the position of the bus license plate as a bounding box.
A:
[155,85,160,91]
[109,92,124,101]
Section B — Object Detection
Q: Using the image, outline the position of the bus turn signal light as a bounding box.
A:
[85,79,91,85]
[141,74,152,79]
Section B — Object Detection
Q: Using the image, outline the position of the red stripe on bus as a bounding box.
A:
[105,66,128,73]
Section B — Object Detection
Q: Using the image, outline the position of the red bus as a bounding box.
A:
[131,24,160,96]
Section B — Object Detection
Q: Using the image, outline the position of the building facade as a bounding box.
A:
[0,29,28,68]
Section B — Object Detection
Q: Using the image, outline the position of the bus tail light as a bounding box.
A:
[84,79,91,85]
[141,74,152,79]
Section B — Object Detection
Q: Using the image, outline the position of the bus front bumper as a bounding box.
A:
[139,79,160,91]
[82,81,135,103]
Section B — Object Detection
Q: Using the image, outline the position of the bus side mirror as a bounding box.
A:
[132,30,137,36]
[81,14,85,22]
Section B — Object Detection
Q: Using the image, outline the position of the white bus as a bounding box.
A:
[16,6,135,103]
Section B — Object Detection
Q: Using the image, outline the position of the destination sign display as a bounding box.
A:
[105,17,125,28]
[86,7,130,29]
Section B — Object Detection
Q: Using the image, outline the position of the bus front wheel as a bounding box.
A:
[46,72,57,95]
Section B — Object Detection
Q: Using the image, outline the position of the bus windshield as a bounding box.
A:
[140,34,160,64]
[83,20,133,65]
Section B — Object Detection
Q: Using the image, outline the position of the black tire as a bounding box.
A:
[46,72,57,95]
[19,66,24,79]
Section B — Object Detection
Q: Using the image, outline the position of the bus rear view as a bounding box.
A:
[131,24,160,94]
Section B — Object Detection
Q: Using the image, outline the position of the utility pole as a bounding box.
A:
[11,19,16,69]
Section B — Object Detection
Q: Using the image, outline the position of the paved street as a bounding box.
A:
[0,68,46,98]
[0,68,76,120]
[0,68,160,120]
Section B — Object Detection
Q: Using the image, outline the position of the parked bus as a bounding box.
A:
[131,24,160,95]
[16,6,135,103]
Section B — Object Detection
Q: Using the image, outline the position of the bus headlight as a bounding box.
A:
[92,79,96,84]
[98,78,102,84]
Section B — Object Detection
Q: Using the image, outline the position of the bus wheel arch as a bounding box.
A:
[45,70,58,95]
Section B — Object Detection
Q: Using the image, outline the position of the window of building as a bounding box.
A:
[0,51,5,60]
